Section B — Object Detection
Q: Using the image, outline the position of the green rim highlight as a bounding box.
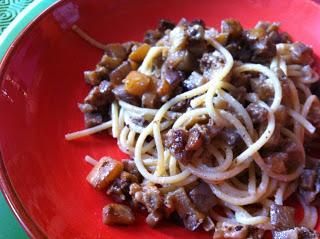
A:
[0,0,58,61]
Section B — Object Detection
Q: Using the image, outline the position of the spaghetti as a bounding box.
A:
[67,19,320,237]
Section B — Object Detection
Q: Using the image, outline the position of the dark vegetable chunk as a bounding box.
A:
[84,66,108,86]
[230,86,247,104]
[185,126,204,151]
[263,124,281,149]
[270,204,295,230]
[164,122,223,164]
[189,182,217,213]
[246,103,268,124]
[273,227,320,239]
[129,184,164,227]
[202,217,215,232]
[84,80,114,107]
[254,21,291,44]
[145,210,163,227]
[249,74,274,101]
[282,139,303,171]
[219,128,242,149]
[221,19,243,39]
[199,51,225,78]
[299,161,320,204]
[102,203,135,225]
[165,188,205,231]
[123,159,141,179]
[264,152,289,174]
[107,171,139,201]
[205,119,223,141]
[290,42,314,65]
[300,169,316,191]
[183,71,207,91]
[187,23,205,41]
[112,85,140,105]
[78,103,96,113]
[142,186,163,213]
[86,157,124,191]
[213,222,248,239]
[250,37,276,64]
[170,99,190,112]
[84,112,103,128]
[141,92,159,108]
[272,229,298,239]
[144,30,163,45]
[248,227,265,239]
[106,159,142,201]
[158,19,176,32]
[162,67,186,88]
[106,44,128,61]
[99,44,128,70]
[297,227,320,239]
[109,61,132,84]
[168,50,197,72]
[164,129,189,163]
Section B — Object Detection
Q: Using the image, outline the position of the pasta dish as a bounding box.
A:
[66,19,320,238]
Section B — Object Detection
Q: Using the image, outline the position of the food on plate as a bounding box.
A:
[66,18,320,238]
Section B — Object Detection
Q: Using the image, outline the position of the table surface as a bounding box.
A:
[0,193,28,239]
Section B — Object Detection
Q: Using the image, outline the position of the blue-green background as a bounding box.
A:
[0,193,28,238]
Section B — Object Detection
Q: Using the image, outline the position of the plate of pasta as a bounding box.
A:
[0,0,320,238]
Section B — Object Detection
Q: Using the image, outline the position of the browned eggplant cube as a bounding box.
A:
[102,204,135,225]
[86,157,123,190]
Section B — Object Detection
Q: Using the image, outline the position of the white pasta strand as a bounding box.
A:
[302,95,318,118]
[209,172,269,205]
[65,120,112,140]
[153,121,166,176]
[84,155,98,166]
[225,203,269,225]
[119,100,179,120]
[204,38,234,123]
[111,102,120,138]
[279,57,287,75]
[274,182,286,205]
[248,164,256,195]
[297,83,312,98]
[127,130,136,146]
[299,196,318,229]
[118,108,125,130]
[118,126,132,154]
[287,108,316,134]
[138,46,165,76]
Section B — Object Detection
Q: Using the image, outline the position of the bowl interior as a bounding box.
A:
[0,0,320,238]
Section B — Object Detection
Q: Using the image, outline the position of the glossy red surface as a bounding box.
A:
[0,0,320,238]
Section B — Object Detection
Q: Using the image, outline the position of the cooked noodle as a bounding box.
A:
[68,19,320,235]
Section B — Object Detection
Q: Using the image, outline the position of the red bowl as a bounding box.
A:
[0,0,320,238]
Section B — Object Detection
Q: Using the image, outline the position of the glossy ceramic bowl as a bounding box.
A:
[0,0,320,238]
